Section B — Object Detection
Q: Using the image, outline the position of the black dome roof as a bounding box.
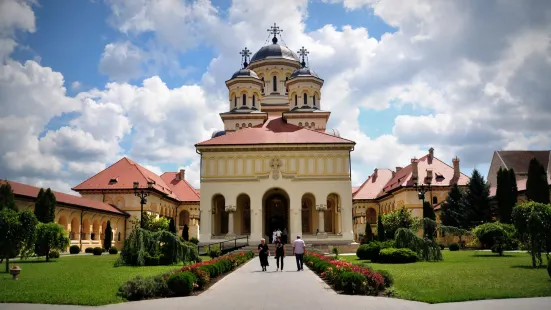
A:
[290,67,319,79]
[231,68,259,79]
[250,43,300,63]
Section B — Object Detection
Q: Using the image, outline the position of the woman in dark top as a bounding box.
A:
[275,236,285,271]
[258,238,269,271]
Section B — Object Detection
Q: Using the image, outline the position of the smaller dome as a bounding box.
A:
[290,67,319,79]
[231,68,259,79]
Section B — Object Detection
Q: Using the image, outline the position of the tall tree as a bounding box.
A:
[377,214,385,241]
[0,209,38,271]
[34,222,70,262]
[182,224,189,241]
[464,169,492,228]
[168,218,177,234]
[526,157,550,204]
[363,222,374,244]
[0,182,18,211]
[509,168,518,207]
[423,201,437,240]
[440,183,468,228]
[496,167,515,223]
[34,188,56,223]
[103,221,113,250]
[423,200,436,220]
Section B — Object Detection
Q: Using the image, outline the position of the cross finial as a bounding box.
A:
[240,47,251,68]
[267,23,282,44]
[298,46,309,68]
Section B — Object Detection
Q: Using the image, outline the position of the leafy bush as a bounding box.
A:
[208,245,221,259]
[356,240,394,261]
[340,272,367,295]
[48,250,60,258]
[109,246,118,254]
[473,222,517,255]
[85,247,93,253]
[376,269,393,287]
[376,248,418,264]
[69,245,80,254]
[189,237,199,245]
[512,201,551,267]
[449,243,460,251]
[93,247,103,255]
[167,272,196,296]
[381,208,419,240]
[34,222,70,261]
[394,228,442,261]
[117,275,171,301]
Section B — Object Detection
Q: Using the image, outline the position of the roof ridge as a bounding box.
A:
[72,157,127,190]
[182,179,201,199]
[282,119,355,143]
[353,174,372,199]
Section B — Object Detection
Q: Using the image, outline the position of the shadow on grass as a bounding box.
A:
[510,265,548,269]
[6,259,58,264]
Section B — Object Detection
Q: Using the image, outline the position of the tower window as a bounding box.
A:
[242,94,246,106]
[432,197,438,204]
[252,95,256,106]
[313,94,316,106]
[273,76,277,92]
[295,94,298,106]
[234,96,237,107]
[303,94,307,106]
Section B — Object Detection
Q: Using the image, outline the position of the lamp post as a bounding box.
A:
[133,181,153,228]
[414,181,431,204]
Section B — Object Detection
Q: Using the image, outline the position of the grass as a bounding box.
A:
[0,254,190,306]
[342,250,551,303]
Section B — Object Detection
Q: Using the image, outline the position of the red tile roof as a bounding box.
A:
[160,172,200,202]
[353,169,395,200]
[1,180,125,215]
[352,186,360,194]
[196,117,355,146]
[72,157,179,200]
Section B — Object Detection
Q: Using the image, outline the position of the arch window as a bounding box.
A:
[298,122,303,127]
[303,94,307,106]
[242,94,246,106]
[305,122,309,127]
[235,123,240,129]
[432,196,438,205]
[273,76,277,92]
[242,123,246,128]
[295,94,298,106]
[252,95,256,107]
[248,123,252,127]
[234,96,237,107]
[313,94,316,106]
[311,122,315,129]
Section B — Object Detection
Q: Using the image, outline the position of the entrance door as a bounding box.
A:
[264,194,289,240]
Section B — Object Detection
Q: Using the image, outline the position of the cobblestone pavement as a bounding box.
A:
[2,257,550,310]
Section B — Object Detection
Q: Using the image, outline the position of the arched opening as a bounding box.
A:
[272,76,277,92]
[326,193,341,233]
[70,216,80,240]
[311,122,315,129]
[212,194,227,236]
[248,123,252,127]
[367,208,377,224]
[301,193,315,234]
[252,95,256,107]
[313,94,316,106]
[303,93,307,106]
[58,215,68,232]
[82,218,91,240]
[92,220,100,240]
[234,96,237,108]
[432,196,438,205]
[305,122,309,128]
[237,194,251,235]
[179,210,190,226]
[298,122,302,127]
[263,188,290,242]
[242,94,246,106]
[295,94,298,106]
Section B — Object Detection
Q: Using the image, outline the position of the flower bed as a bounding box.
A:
[305,253,388,295]
[117,251,255,301]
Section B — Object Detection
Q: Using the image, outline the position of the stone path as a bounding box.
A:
[2,257,550,310]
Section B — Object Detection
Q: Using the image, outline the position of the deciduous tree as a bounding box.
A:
[526,158,550,204]
[0,209,38,271]
[34,222,70,262]
[0,182,18,211]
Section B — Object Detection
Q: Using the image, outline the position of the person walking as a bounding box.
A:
[272,229,277,244]
[292,235,306,271]
[258,238,270,271]
[274,236,285,272]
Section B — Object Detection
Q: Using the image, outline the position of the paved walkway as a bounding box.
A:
[2,257,550,310]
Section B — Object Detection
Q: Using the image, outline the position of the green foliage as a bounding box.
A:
[117,274,171,301]
[34,188,56,223]
[472,222,517,256]
[362,223,374,244]
[189,236,199,245]
[34,222,70,261]
[85,247,93,253]
[526,157,550,204]
[49,250,60,259]
[356,240,394,261]
[103,221,113,250]
[208,244,221,259]
[376,248,418,264]
[115,228,199,267]
[0,182,18,211]
[394,228,443,262]
[139,213,170,232]
[512,201,551,267]
[69,245,80,254]
[109,246,118,254]
[182,224,189,241]
[422,216,437,240]
[440,183,469,228]
[548,261,551,279]
[497,167,517,223]
[331,246,340,259]
[377,214,385,241]
[340,272,367,295]
[167,272,196,296]
[381,208,418,240]
[0,209,38,271]
[449,243,460,251]
[93,247,103,255]
[423,201,436,220]
[464,169,492,228]
[168,218,176,234]
[375,269,393,287]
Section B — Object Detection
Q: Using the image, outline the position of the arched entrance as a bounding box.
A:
[262,188,289,241]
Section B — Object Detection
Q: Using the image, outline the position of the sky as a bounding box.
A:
[1,0,551,194]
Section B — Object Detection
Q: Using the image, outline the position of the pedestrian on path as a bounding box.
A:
[293,235,306,271]
[258,238,270,271]
[275,236,285,271]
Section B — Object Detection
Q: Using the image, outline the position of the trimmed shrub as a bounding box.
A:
[167,272,196,296]
[356,240,394,261]
[340,272,367,295]
[117,275,171,301]
[85,247,94,253]
[376,248,417,264]
[93,247,103,255]
[449,243,460,251]
[109,246,118,254]
[189,237,199,245]
[48,250,60,259]
[376,269,393,288]
[69,245,80,254]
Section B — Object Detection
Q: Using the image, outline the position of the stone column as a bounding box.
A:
[225,205,236,237]
[316,204,327,238]
[289,195,302,240]
[249,194,263,243]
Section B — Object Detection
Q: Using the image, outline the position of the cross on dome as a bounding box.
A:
[298,46,309,68]
[240,47,251,67]
[267,23,283,44]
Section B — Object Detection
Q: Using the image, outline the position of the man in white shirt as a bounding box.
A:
[292,235,306,271]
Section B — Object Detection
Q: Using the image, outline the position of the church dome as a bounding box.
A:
[290,67,319,79]
[231,68,259,79]
[250,40,300,63]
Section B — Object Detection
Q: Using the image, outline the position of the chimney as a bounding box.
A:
[426,169,433,184]
[452,157,460,179]
[372,168,378,182]
[411,158,419,183]
[428,147,434,164]
[179,169,186,180]
[396,167,402,173]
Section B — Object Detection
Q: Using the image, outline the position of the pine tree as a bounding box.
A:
[34,188,56,223]
[363,222,374,244]
[526,157,550,204]
[0,182,18,211]
[377,214,385,241]
[509,168,518,206]
[168,218,177,234]
[464,169,491,228]
[103,221,113,250]
[440,183,468,228]
[182,224,189,241]
[496,167,510,223]
[423,200,436,220]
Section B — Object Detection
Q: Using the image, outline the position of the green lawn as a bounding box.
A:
[342,250,551,303]
[0,255,186,306]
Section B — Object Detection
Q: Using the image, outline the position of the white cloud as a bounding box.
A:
[99,41,144,81]
[71,81,81,90]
